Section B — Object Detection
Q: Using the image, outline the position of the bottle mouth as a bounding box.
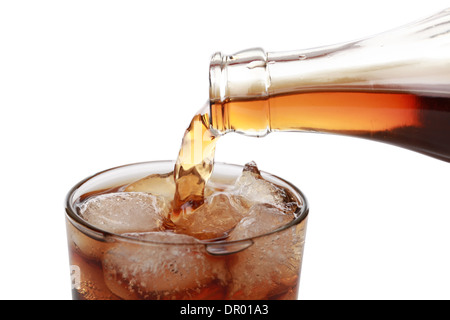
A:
[208,48,270,104]
[209,51,226,103]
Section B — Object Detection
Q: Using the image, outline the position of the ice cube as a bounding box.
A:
[226,203,306,300]
[124,172,175,201]
[232,161,298,213]
[174,192,247,240]
[102,231,229,299]
[228,203,294,239]
[78,192,166,234]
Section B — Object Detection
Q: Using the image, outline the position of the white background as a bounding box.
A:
[1,0,449,300]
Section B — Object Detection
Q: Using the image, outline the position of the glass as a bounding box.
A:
[65,161,309,300]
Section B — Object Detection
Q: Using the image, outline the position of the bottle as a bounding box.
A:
[208,8,450,162]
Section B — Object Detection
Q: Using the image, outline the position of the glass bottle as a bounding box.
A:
[208,8,450,162]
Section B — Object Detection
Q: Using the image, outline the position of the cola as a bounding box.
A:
[65,161,308,300]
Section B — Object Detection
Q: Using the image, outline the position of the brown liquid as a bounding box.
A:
[211,91,450,162]
[173,111,218,219]
[67,236,299,300]
[68,177,304,300]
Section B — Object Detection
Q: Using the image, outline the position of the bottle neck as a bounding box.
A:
[209,48,271,137]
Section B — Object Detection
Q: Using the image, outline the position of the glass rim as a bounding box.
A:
[65,160,309,250]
